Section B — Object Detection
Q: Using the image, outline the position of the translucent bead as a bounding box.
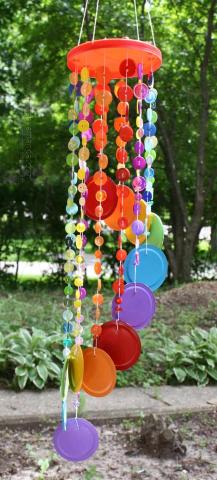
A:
[95,190,107,202]
[95,235,104,247]
[147,108,158,123]
[150,136,158,148]
[79,197,86,207]
[78,119,89,132]
[145,137,154,152]
[74,299,82,309]
[80,67,89,82]
[69,123,79,135]
[63,309,73,321]
[66,153,78,166]
[64,262,74,273]
[145,90,157,104]
[76,255,84,264]
[63,347,71,358]
[81,81,92,97]
[91,324,102,337]
[79,146,90,161]
[68,108,77,120]
[144,167,155,178]
[92,293,104,305]
[64,286,73,296]
[93,171,107,186]
[69,72,78,85]
[95,205,104,217]
[65,223,76,234]
[74,277,83,287]
[76,235,83,249]
[78,183,88,194]
[82,103,90,116]
[75,336,83,345]
[94,262,102,275]
[77,168,86,181]
[68,136,80,151]
[68,184,77,195]
[65,249,75,261]
[63,338,72,347]
[118,217,128,229]
[76,222,86,233]
[136,116,143,128]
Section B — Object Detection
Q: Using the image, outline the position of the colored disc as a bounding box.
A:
[67,39,162,78]
[53,417,99,462]
[147,213,164,249]
[112,283,156,330]
[125,200,151,245]
[68,345,84,393]
[82,347,116,397]
[124,245,168,291]
[97,321,141,370]
[104,185,134,231]
[85,175,118,220]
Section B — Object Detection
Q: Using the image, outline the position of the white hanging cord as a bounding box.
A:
[145,1,156,46]
[133,0,140,40]
[78,0,90,45]
[92,0,100,42]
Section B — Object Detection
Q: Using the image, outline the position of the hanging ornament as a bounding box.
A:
[54,0,168,463]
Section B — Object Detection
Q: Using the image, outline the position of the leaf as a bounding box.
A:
[48,362,61,376]
[33,376,45,389]
[207,358,215,368]
[19,329,32,346]
[15,366,27,376]
[207,368,217,381]
[37,363,48,382]
[17,374,28,390]
[173,367,186,383]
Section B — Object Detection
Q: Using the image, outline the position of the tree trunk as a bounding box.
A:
[211,223,217,256]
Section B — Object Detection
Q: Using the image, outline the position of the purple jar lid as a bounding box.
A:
[53,418,99,462]
[112,282,155,330]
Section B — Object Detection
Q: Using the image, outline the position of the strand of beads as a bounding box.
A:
[131,64,149,280]
[91,68,112,343]
[143,73,158,219]
[112,62,135,316]
[60,72,81,429]
[73,66,95,346]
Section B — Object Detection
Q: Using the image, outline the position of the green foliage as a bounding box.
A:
[0,327,62,389]
[117,326,217,387]
[83,466,102,480]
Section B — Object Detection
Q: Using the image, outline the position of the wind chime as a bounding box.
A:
[53,0,168,462]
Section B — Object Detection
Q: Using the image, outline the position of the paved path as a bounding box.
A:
[1,386,217,427]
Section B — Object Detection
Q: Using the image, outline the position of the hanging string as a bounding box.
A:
[133,0,140,40]
[145,1,156,46]
[78,0,90,45]
[92,0,100,42]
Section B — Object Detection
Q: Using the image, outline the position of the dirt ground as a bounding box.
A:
[1,413,217,480]
[157,281,217,310]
